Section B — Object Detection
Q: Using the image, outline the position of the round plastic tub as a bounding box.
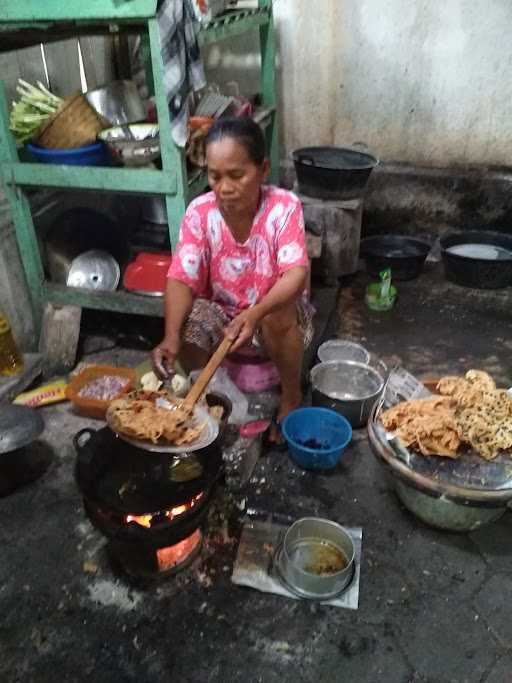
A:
[281,407,352,470]
[26,141,109,166]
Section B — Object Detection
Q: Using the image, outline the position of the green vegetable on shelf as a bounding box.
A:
[9,79,64,144]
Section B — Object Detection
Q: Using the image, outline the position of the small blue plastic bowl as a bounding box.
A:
[26,141,109,166]
[281,407,352,470]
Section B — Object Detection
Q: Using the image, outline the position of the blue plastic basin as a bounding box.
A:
[26,142,109,166]
[282,407,352,470]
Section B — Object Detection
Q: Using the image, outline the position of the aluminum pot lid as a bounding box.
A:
[0,404,44,454]
[67,250,120,291]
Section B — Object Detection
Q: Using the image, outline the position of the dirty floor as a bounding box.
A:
[1,263,512,683]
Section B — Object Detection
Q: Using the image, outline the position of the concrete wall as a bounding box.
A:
[207,0,512,168]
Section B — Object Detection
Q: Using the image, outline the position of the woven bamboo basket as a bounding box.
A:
[36,93,108,149]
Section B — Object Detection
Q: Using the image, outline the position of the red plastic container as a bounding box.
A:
[123,251,172,296]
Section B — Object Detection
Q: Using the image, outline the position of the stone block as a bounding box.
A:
[298,190,363,285]
[39,303,81,377]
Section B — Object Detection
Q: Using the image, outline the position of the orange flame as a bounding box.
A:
[125,492,204,529]
[125,513,153,528]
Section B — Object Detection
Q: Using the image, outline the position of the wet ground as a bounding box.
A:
[1,264,512,683]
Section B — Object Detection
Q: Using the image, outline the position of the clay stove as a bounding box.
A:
[74,423,223,580]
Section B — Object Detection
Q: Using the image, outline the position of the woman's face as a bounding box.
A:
[206,137,269,216]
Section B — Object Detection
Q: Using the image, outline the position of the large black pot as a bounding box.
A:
[292,146,378,200]
[360,235,431,280]
[440,230,512,289]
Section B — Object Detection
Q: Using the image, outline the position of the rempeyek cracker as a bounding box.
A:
[381,369,512,460]
[107,390,204,446]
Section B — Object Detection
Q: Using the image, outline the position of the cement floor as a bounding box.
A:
[1,265,511,683]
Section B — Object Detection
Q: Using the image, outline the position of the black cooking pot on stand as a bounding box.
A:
[292,145,378,200]
[440,230,512,289]
[360,235,431,281]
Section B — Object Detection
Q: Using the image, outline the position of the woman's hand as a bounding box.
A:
[152,336,181,378]
[225,309,261,351]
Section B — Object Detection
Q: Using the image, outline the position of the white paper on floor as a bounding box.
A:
[231,515,362,609]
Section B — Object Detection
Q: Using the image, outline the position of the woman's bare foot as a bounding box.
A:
[268,395,302,444]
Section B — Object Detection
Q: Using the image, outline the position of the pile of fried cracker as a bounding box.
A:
[107,390,204,446]
[381,370,512,460]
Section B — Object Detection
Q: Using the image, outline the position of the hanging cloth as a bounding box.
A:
[157,0,207,147]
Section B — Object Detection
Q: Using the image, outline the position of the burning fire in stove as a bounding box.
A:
[125,492,204,529]
[156,529,202,572]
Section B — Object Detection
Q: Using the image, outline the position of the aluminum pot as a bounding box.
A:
[85,80,146,126]
[310,360,384,428]
[276,518,355,599]
[317,339,370,365]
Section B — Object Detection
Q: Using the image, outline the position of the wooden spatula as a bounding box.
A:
[182,337,233,412]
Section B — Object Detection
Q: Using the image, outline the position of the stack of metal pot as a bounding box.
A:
[310,339,385,428]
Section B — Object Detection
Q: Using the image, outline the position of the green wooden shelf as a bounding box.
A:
[45,283,164,316]
[0,0,278,323]
[0,0,158,23]
[0,6,271,48]
[199,8,270,46]
[2,163,177,195]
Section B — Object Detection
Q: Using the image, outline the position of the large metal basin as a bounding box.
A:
[310,360,384,428]
[367,404,512,532]
[85,80,146,126]
[394,479,506,531]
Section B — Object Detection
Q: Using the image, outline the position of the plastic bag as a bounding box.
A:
[189,367,249,424]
